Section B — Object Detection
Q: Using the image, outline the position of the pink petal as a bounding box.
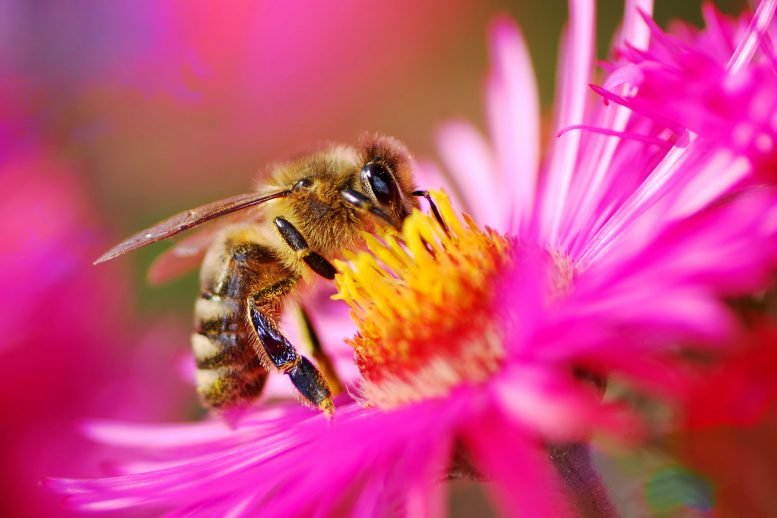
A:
[51,402,458,517]
[412,158,467,212]
[436,121,502,228]
[621,0,654,50]
[575,136,694,268]
[464,415,574,518]
[726,0,777,73]
[540,0,595,242]
[590,187,777,296]
[486,16,540,231]
[663,151,751,220]
[493,365,616,442]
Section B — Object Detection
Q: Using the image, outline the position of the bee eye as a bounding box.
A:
[362,162,400,207]
[293,177,313,191]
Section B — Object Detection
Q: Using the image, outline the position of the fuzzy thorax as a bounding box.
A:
[334,191,514,409]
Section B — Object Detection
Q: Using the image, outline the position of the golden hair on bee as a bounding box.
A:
[95,133,439,417]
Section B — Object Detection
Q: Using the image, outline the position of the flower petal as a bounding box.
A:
[540,0,595,242]
[464,413,574,518]
[486,16,540,231]
[51,402,458,517]
[436,121,502,227]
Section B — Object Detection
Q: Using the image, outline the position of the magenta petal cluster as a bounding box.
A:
[50,1,777,516]
[604,3,777,176]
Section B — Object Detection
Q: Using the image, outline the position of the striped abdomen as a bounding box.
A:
[192,226,294,409]
[192,292,267,408]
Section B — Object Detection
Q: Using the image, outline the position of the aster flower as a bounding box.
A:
[50,1,777,517]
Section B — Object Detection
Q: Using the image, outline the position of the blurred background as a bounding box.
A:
[0,0,755,516]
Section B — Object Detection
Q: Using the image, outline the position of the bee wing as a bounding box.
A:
[146,208,267,285]
[145,225,220,285]
[95,189,290,265]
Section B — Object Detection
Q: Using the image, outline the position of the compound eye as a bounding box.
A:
[362,162,400,208]
[292,177,313,191]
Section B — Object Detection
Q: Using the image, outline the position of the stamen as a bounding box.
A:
[334,190,512,408]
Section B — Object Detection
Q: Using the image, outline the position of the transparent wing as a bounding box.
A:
[146,208,268,285]
[95,189,290,264]
[146,226,219,285]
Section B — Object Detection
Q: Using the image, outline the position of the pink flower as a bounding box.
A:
[596,1,777,180]
[49,1,777,517]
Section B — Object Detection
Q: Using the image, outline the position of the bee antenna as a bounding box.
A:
[412,190,448,235]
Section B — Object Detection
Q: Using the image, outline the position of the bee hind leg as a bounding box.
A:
[296,304,344,395]
[248,298,334,415]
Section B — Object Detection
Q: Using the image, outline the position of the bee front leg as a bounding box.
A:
[248,297,334,415]
[273,216,337,279]
[412,190,449,235]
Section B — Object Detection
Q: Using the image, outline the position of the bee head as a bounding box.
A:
[356,134,419,224]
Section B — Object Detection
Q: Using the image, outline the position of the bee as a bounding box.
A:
[96,135,440,416]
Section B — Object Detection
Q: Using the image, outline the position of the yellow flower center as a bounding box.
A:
[333,191,513,409]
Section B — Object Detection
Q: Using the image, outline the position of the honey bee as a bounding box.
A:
[96,135,438,416]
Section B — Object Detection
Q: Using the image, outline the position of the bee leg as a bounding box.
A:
[341,189,400,229]
[273,216,337,279]
[296,304,344,395]
[248,297,334,415]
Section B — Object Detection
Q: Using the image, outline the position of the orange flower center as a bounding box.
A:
[334,191,573,409]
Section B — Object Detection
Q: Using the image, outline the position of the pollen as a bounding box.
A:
[333,191,513,409]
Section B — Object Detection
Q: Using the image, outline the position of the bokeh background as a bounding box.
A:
[0,0,755,516]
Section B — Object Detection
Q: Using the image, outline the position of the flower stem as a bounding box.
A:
[550,443,620,518]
